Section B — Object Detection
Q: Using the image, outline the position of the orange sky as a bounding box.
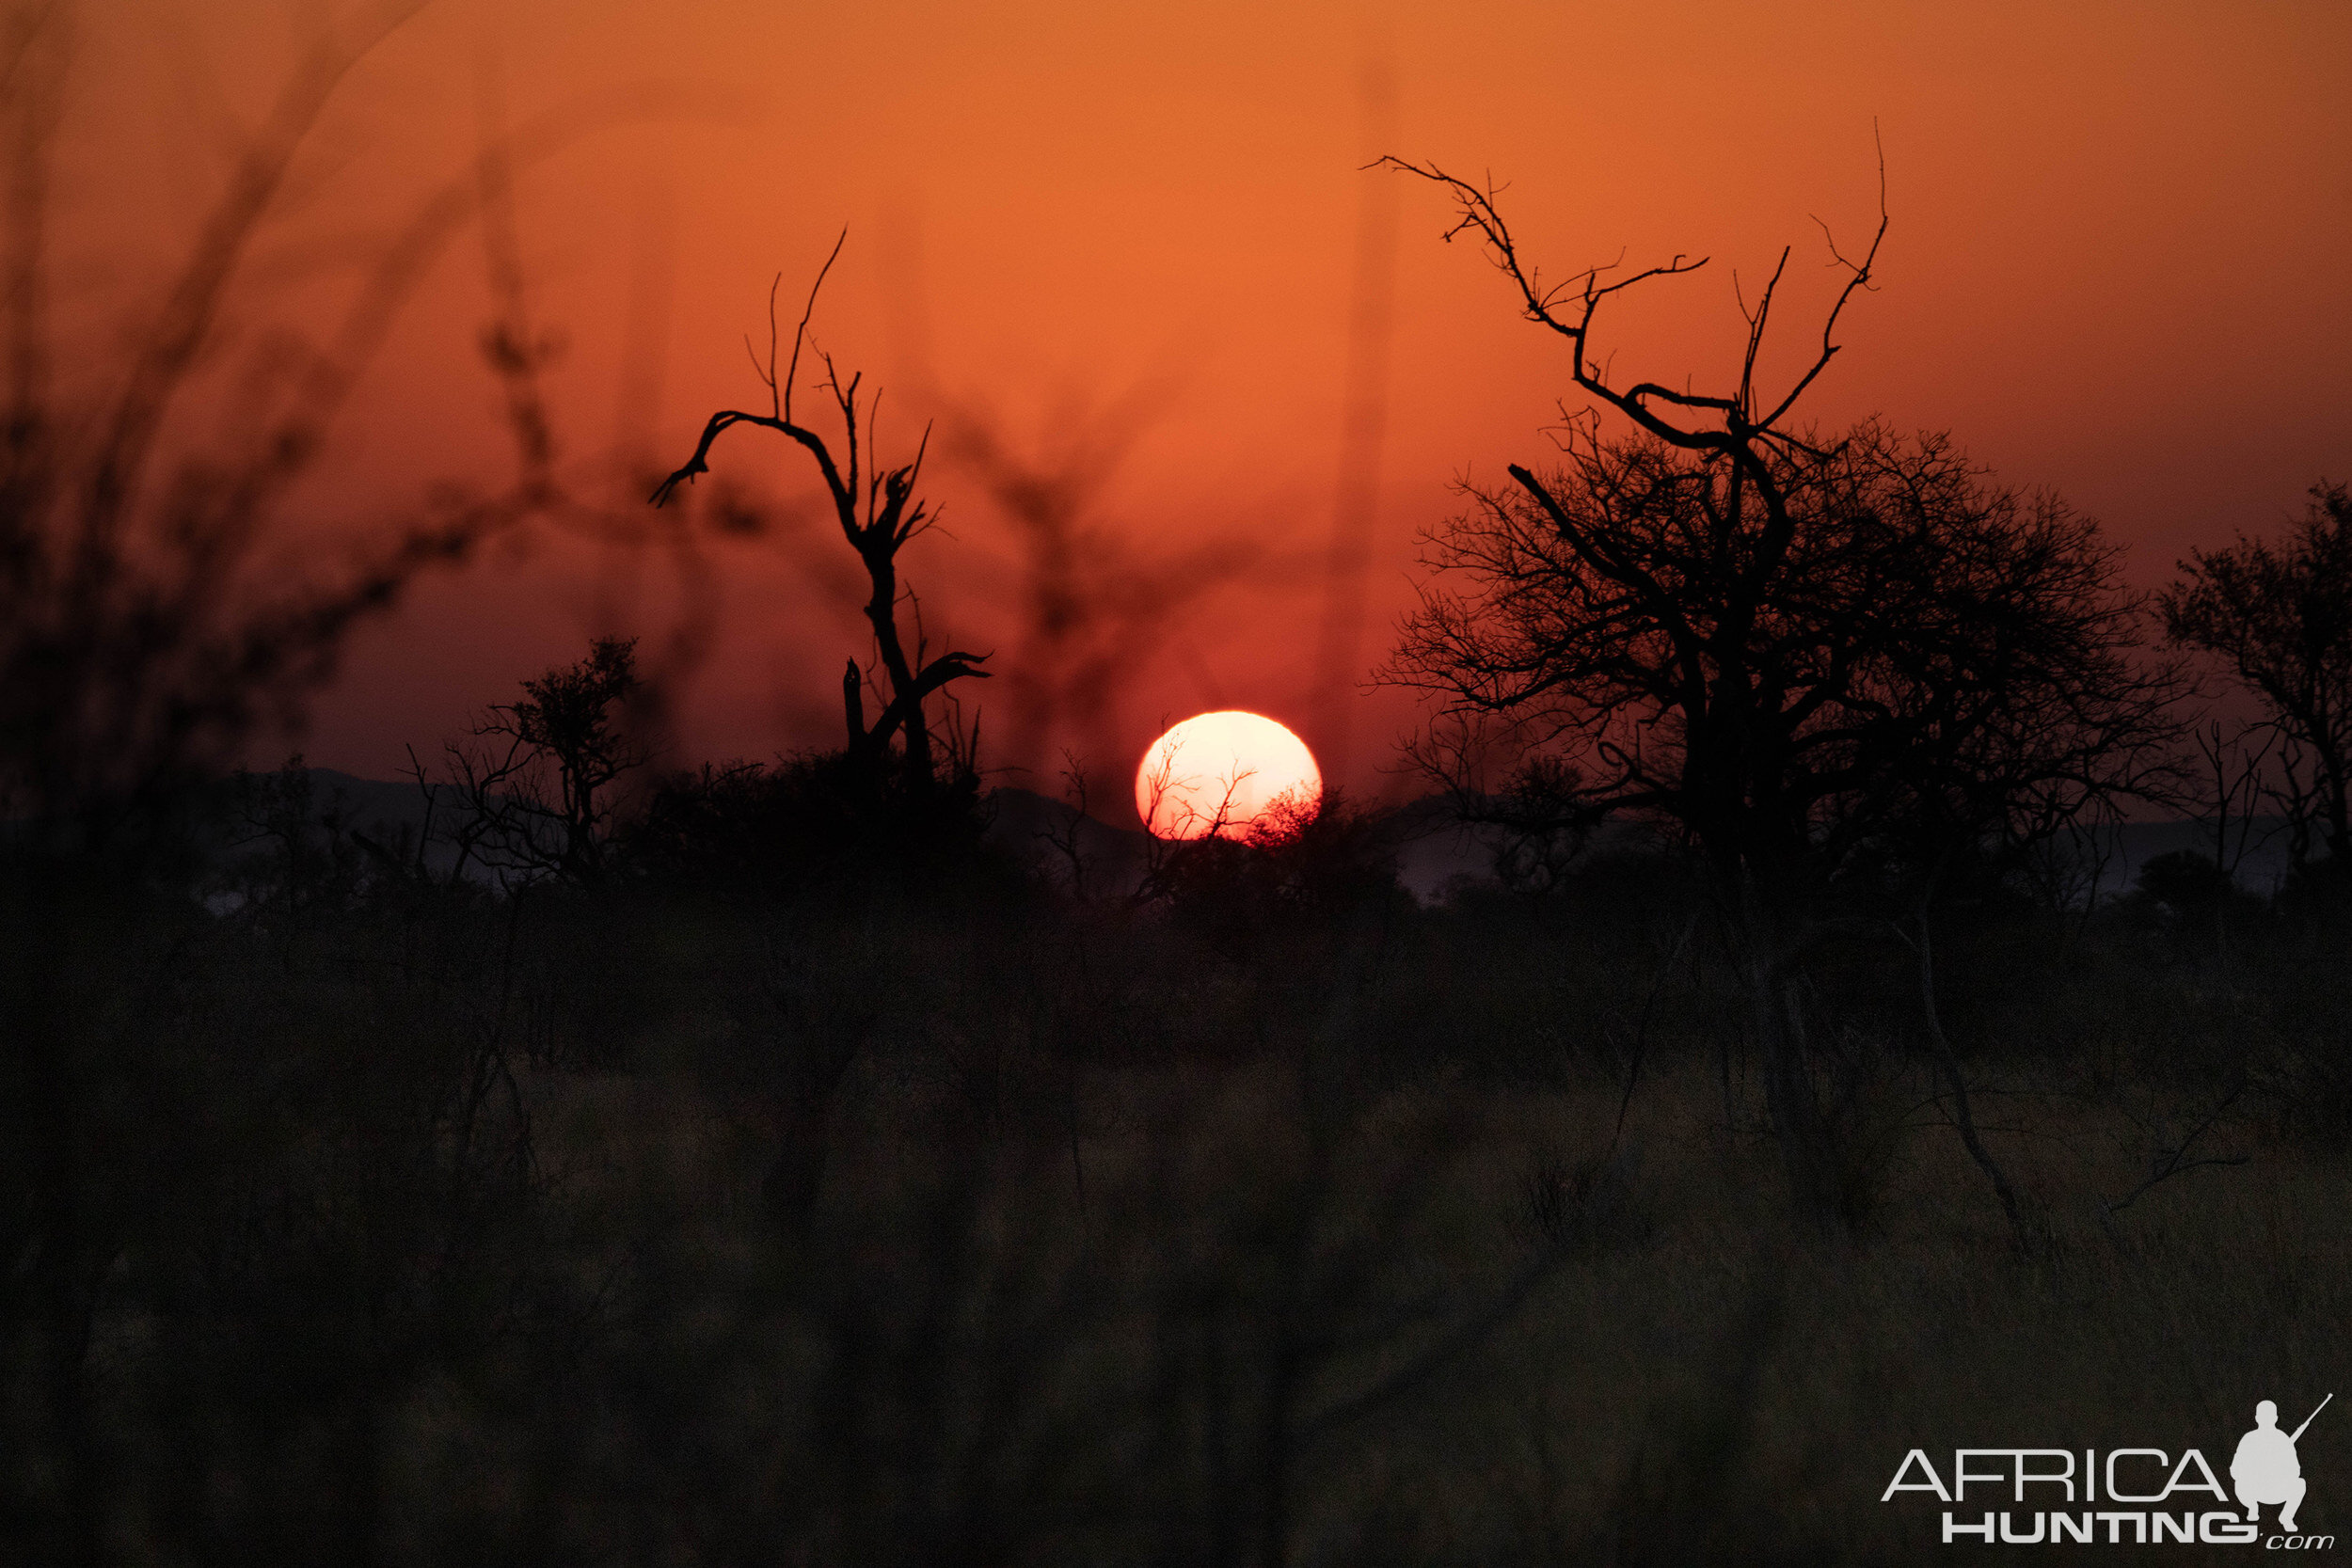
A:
[52,0,2352,817]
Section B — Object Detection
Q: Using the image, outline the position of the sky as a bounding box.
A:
[45,0,2352,817]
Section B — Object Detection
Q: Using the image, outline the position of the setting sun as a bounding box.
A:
[1135,711,1322,839]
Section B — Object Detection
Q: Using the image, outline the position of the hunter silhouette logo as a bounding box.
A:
[2235,1395,2328,1537]
[1881,1393,2335,1547]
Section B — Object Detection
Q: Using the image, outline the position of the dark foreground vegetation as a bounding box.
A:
[6,744,2352,1564]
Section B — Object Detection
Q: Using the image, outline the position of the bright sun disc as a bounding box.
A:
[1135,710,1322,840]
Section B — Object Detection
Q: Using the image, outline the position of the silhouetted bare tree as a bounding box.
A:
[1381,155,2182,1224]
[2162,480,2352,878]
[652,237,988,795]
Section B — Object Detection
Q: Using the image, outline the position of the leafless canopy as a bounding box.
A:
[1376,146,1885,488]
[1378,146,2180,895]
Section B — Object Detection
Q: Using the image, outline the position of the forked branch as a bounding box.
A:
[1376,130,1886,455]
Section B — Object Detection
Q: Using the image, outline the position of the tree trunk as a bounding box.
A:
[1731,876,1843,1227]
[1747,944,1840,1225]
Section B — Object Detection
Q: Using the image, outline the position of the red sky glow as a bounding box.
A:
[46,0,2352,821]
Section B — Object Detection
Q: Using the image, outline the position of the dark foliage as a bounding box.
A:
[1151,790,1411,960]
[1390,420,2181,904]
[436,638,654,888]
[2163,480,2352,874]
[631,747,997,895]
[2135,848,2237,916]
[8,800,2351,1565]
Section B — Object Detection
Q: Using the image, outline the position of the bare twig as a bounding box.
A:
[2106,1083,2249,1215]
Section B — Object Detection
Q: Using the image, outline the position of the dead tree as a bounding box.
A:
[651,236,987,795]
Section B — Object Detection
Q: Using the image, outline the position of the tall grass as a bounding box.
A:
[5,805,2344,1564]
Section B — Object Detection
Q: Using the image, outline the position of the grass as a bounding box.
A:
[6,829,2349,1563]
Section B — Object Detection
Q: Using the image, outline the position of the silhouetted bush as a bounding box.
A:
[630,747,1000,896]
[1154,790,1410,961]
[2136,847,2236,914]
